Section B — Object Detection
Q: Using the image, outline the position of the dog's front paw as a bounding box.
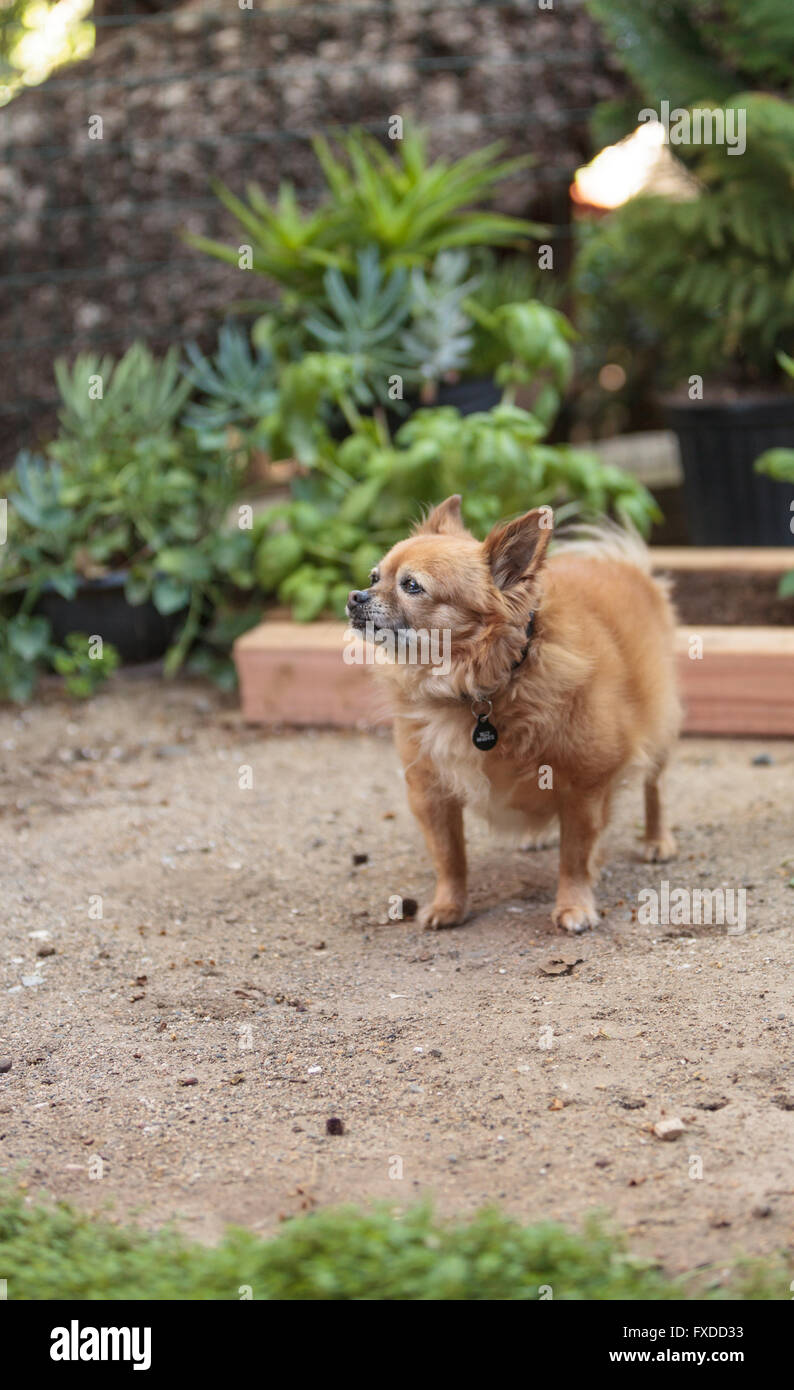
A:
[643,833,677,863]
[552,899,599,934]
[418,895,467,930]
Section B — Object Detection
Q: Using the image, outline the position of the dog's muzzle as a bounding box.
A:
[346,588,371,629]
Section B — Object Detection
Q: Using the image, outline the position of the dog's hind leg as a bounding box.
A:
[643,767,677,862]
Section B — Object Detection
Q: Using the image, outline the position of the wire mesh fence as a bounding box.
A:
[0,0,621,465]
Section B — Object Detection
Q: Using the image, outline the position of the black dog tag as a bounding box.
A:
[472,714,498,751]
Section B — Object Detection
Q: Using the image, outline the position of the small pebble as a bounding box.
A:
[0,1058,11,1074]
[352,852,369,866]
[653,1117,685,1141]
[178,1076,198,1086]
[751,753,773,766]
[326,1117,344,1136]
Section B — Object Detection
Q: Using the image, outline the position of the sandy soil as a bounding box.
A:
[1,676,793,1279]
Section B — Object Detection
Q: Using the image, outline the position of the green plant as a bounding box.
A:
[185,180,349,294]
[466,253,567,376]
[51,632,120,698]
[0,346,262,695]
[181,323,281,452]
[586,0,794,146]
[186,127,572,425]
[0,613,52,702]
[187,129,549,405]
[312,128,541,263]
[303,247,417,402]
[0,1191,790,1300]
[187,128,541,291]
[578,96,794,389]
[401,250,480,390]
[51,342,191,464]
[301,247,480,404]
[0,0,27,81]
[0,0,93,106]
[0,613,119,703]
[580,2,794,390]
[477,301,575,423]
[755,349,794,596]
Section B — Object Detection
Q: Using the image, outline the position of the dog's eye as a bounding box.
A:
[400,575,425,596]
[369,569,380,585]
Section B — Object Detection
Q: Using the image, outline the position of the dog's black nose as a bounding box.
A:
[348,589,369,607]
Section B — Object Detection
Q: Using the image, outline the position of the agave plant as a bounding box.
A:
[181,323,281,450]
[187,128,542,293]
[184,180,350,296]
[303,247,418,402]
[312,127,542,267]
[51,343,191,464]
[401,250,480,386]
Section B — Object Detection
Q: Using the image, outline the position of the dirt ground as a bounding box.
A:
[1,675,793,1281]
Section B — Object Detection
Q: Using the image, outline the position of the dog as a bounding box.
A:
[347,495,680,933]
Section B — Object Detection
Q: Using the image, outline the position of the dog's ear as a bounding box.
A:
[413,494,466,536]
[483,507,553,590]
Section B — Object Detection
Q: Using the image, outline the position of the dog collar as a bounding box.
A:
[510,610,535,673]
[471,611,535,752]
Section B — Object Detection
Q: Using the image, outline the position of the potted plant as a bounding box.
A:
[578,1,794,545]
[186,128,548,418]
[0,343,263,699]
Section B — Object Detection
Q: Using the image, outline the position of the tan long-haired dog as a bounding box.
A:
[347,496,680,933]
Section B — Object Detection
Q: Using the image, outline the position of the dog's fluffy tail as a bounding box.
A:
[551,516,652,573]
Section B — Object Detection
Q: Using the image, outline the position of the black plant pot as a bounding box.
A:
[433,376,502,415]
[379,374,501,439]
[35,573,186,664]
[331,375,503,441]
[664,396,794,546]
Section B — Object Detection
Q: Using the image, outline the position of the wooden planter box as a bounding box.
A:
[234,549,794,737]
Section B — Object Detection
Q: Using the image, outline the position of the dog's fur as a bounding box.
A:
[347,496,680,933]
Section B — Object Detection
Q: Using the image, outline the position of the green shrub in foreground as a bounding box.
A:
[0,1196,790,1301]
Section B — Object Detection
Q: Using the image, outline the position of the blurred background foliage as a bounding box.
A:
[0,0,93,103]
[579,0,794,404]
